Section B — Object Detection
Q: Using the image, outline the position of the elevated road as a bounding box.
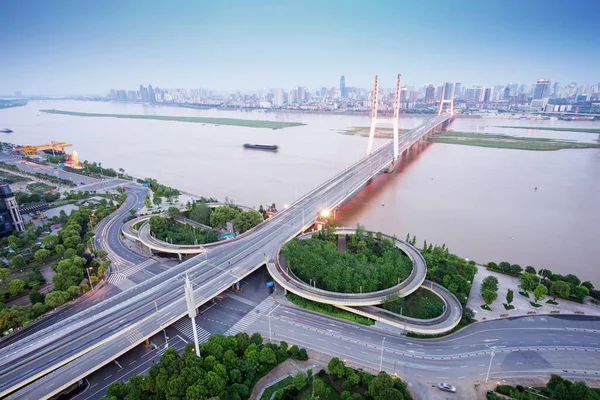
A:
[0,113,455,399]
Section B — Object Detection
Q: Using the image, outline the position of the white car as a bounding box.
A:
[438,383,457,393]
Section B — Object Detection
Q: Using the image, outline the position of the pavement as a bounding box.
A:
[468,265,600,321]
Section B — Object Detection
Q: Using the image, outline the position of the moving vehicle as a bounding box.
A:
[243,143,278,151]
[0,129,13,133]
[438,383,456,393]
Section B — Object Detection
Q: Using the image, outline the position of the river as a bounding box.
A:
[1,101,599,281]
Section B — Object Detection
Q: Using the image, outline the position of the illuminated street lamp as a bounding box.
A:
[320,209,330,218]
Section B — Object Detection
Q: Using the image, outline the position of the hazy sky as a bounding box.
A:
[1,0,599,95]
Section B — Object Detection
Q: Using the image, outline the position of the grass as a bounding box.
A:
[27,182,56,193]
[503,303,515,310]
[380,288,445,319]
[298,376,341,400]
[40,109,306,129]
[338,126,411,138]
[546,299,559,305]
[260,375,294,400]
[429,131,600,151]
[132,220,145,231]
[530,301,542,308]
[480,304,492,311]
[519,291,530,298]
[405,308,476,339]
[286,293,375,326]
[496,125,600,134]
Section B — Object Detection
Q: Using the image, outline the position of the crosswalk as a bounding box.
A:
[125,328,145,345]
[225,296,276,336]
[173,317,212,344]
[107,259,157,283]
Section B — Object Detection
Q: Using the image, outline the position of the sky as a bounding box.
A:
[1,0,599,95]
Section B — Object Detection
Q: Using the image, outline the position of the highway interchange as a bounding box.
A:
[1,113,599,399]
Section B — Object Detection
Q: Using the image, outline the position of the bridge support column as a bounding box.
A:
[366,75,379,156]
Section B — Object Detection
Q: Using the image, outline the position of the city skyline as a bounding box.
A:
[2,0,599,95]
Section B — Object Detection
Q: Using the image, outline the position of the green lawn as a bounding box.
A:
[27,182,56,193]
[496,125,600,134]
[429,131,600,151]
[286,293,374,326]
[41,109,305,129]
[380,288,444,319]
[260,376,294,400]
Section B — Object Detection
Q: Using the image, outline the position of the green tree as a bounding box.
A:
[293,372,307,390]
[569,381,590,400]
[259,347,277,365]
[29,290,45,305]
[148,216,168,236]
[328,357,346,379]
[153,196,162,207]
[518,272,538,292]
[167,206,180,219]
[552,382,568,400]
[313,379,330,399]
[45,290,71,308]
[506,289,514,305]
[67,285,81,298]
[582,281,595,291]
[0,267,9,280]
[550,281,571,300]
[525,266,536,275]
[54,244,65,258]
[574,285,589,301]
[481,276,499,292]
[34,248,51,263]
[106,381,128,399]
[539,268,553,279]
[369,372,395,399]
[144,196,151,208]
[11,255,25,269]
[8,279,26,297]
[209,205,241,228]
[42,235,59,251]
[481,289,498,305]
[188,203,212,225]
[233,210,263,233]
[31,302,47,317]
[533,283,548,302]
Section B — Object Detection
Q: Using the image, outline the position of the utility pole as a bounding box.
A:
[86,267,94,290]
[184,275,201,357]
[268,304,281,343]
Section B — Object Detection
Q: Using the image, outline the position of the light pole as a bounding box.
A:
[485,345,503,383]
[184,275,200,356]
[86,267,94,290]
[153,301,158,313]
[160,325,168,348]
[379,336,386,371]
[268,303,281,343]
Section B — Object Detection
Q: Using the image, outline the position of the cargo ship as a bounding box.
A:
[0,129,13,133]
[243,144,278,151]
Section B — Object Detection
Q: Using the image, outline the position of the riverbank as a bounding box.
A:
[496,125,600,134]
[429,132,600,150]
[40,109,306,129]
[337,126,411,138]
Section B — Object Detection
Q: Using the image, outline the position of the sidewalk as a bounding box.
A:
[468,265,600,321]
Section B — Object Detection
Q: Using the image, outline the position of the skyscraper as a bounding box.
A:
[534,78,551,99]
[147,85,155,103]
[0,183,23,235]
[340,76,346,97]
[443,82,455,100]
[483,86,494,102]
[424,84,435,104]
[454,82,462,99]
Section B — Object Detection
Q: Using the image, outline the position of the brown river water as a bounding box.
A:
[2,101,599,281]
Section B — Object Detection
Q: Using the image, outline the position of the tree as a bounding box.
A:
[506,289,514,305]
[29,290,45,305]
[8,279,26,297]
[43,235,59,251]
[34,249,51,263]
[144,196,151,208]
[498,261,511,274]
[313,379,330,398]
[167,206,180,220]
[11,255,25,269]
[189,203,212,225]
[54,244,65,258]
[533,283,548,303]
[481,276,499,292]
[259,347,277,365]
[0,268,10,280]
[67,285,81,298]
[582,281,595,291]
[31,302,46,317]
[209,206,241,228]
[233,210,263,233]
[106,381,128,399]
[369,372,395,399]
[518,273,538,292]
[539,269,553,279]
[510,264,522,275]
[481,289,498,305]
[569,381,590,400]
[525,266,536,275]
[153,196,162,207]
[328,357,346,379]
[552,382,568,400]
[44,290,70,308]
[550,281,571,300]
[293,372,307,390]
[574,285,589,301]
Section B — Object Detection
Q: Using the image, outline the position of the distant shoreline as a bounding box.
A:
[429,132,600,151]
[39,109,306,129]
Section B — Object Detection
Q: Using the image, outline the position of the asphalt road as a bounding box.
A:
[0,114,455,398]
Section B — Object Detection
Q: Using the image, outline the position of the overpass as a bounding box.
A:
[0,83,457,399]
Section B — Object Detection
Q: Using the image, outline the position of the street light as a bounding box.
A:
[160,325,168,348]
[485,344,504,383]
[153,301,158,313]
[86,267,94,290]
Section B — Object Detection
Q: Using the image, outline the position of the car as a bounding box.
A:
[438,383,456,393]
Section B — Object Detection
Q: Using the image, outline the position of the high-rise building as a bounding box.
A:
[454,83,462,99]
[340,76,347,98]
[424,84,435,104]
[0,183,24,235]
[534,78,550,99]
[503,86,511,99]
[139,85,148,102]
[443,82,455,100]
[552,82,559,98]
[147,85,155,103]
[483,86,494,102]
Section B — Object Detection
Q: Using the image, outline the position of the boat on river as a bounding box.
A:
[243,144,278,151]
[0,129,13,133]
